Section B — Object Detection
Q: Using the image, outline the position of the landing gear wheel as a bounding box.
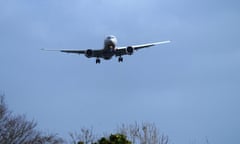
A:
[118,57,123,62]
[96,58,101,64]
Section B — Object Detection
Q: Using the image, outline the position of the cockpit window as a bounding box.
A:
[107,35,115,39]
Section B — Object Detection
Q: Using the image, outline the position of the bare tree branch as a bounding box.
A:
[118,122,169,144]
[69,127,96,144]
[0,95,64,144]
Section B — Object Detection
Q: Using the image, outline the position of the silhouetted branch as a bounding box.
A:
[0,95,64,143]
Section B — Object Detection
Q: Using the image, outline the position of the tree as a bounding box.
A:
[1,95,171,144]
[0,95,64,144]
[70,122,169,144]
[74,133,131,144]
[117,122,169,144]
[69,127,96,144]
[98,134,131,144]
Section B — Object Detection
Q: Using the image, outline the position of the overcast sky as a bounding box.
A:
[0,0,240,143]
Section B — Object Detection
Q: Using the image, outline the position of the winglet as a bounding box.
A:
[41,48,60,52]
[153,40,171,45]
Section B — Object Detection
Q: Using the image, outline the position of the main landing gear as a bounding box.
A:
[95,57,123,64]
[118,56,123,62]
[96,58,101,64]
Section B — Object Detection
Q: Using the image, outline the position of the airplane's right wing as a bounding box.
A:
[41,49,85,54]
[60,49,85,54]
[41,48,104,58]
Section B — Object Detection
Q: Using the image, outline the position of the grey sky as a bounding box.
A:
[0,0,240,143]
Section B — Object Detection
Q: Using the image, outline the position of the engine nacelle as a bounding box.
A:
[85,49,93,58]
[126,46,134,55]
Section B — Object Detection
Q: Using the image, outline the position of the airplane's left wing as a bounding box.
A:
[115,40,171,56]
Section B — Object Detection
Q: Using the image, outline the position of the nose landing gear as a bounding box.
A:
[118,56,123,62]
[96,58,101,64]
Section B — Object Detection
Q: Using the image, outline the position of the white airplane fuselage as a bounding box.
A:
[102,35,118,60]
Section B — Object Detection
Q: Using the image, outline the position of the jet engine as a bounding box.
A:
[85,49,93,58]
[126,46,134,55]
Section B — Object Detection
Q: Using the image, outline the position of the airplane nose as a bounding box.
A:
[104,36,117,47]
[109,40,114,45]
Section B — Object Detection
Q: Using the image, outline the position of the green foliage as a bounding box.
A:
[78,134,131,144]
[100,134,131,144]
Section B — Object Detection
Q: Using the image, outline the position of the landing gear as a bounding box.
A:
[96,58,101,64]
[118,56,123,62]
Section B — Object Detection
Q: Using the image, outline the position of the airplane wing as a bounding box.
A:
[41,48,104,58]
[59,49,85,54]
[115,40,171,56]
[41,49,85,54]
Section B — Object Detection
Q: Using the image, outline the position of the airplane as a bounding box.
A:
[42,35,170,64]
